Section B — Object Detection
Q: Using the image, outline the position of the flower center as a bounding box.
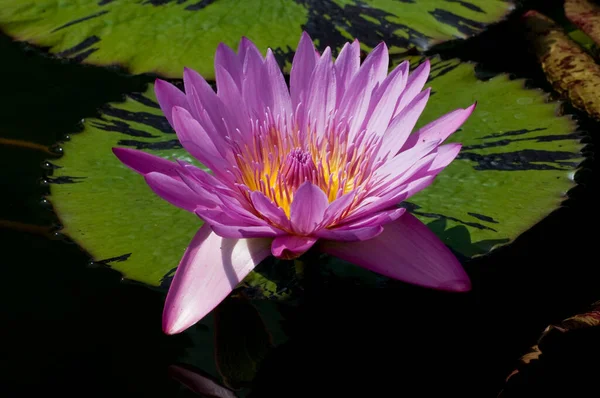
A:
[280,148,318,191]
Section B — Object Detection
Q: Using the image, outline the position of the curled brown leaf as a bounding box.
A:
[523,10,600,120]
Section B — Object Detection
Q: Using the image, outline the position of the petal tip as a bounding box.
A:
[438,277,471,293]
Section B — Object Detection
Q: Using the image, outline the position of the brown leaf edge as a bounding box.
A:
[565,0,600,47]
[498,300,600,397]
[522,10,600,120]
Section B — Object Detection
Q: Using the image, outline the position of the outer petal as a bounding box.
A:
[112,147,181,178]
[320,213,471,292]
[428,143,462,175]
[162,224,271,334]
[265,49,293,117]
[290,32,318,108]
[168,364,236,398]
[334,39,360,102]
[271,235,317,259]
[316,225,383,242]
[155,79,189,129]
[305,47,336,137]
[393,59,430,118]
[145,172,203,212]
[289,181,329,235]
[379,87,432,159]
[215,43,242,89]
[402,103,476,152]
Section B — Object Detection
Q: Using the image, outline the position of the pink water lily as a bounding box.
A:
[113,32,475,335]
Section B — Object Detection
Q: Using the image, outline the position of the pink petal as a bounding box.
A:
[155,79,189,129]
[428,143,462,175]
[289,181,329,235]
[271,235,317,259]
[241,43,272,118]
[334,39,360,101]
[379,87,431,159]
[196,209,285,239]
[168,364,236,398]
[250,191,290,229]
[321,191,356,227]
[290,32,318,109]
[365,60,409,137]
[182,68,228,150]
[338,207,405,229]
[145,172,203,213]
[376,139,439,181]
[171,106,229,174]
[357,42,389,86]
[215,65,251,138]
[402,103,476,152]
[265,49,293,118]
[417,103,476,143]
[305,47,336,137]
[112,147,181,178]
[393,59,430,118]
[162,224,271,334]
[320,213,471,292]
[215,43,242,89]
[316,224,384,242]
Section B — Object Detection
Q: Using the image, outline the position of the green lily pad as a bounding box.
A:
[0,0,513,78]
[49,57,583,292]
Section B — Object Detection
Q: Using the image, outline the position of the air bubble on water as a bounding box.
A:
[516,97,533,105]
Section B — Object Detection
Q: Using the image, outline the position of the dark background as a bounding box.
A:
[1,0,598,396]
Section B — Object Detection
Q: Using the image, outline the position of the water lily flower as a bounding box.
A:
[113,32,475,335]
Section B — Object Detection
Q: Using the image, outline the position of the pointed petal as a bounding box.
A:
[358,42,389,85]
[321,191,356,227]
[155,79,189,129]
[429,143,462,175]
[171,106,229,174]
[305,47,336,136]
[162,225,271,334]
[393,59,430,118]
[196,209,285,239]
[320,213,471,292]
[413,103,476,146]
[145,172,202,213]
[365,60,409,136]
[379,87,431,159]
[289,181,329,235]
[265,49,293,118]
[334,39,360,101]
[112,147,181,178]
[271,235,317,259]
[241,43,272,118]
[250,191,290,229]
[215,43,242,89]
[290,32,319,109]
[316,225,383,242]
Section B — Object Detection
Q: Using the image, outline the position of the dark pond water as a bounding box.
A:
[1,0,598,396]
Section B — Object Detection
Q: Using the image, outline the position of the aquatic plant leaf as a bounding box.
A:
[499,300,600,397]
[523,10,600,120]
[0,0,514,78]
[49,58,583,291]
[565,0,600,47]
[213,297,273,390]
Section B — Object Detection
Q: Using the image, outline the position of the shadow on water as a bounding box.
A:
[1,0,599,396]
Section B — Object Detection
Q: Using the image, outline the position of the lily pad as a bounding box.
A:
[48,56,583,291]
[0,0,514,78]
